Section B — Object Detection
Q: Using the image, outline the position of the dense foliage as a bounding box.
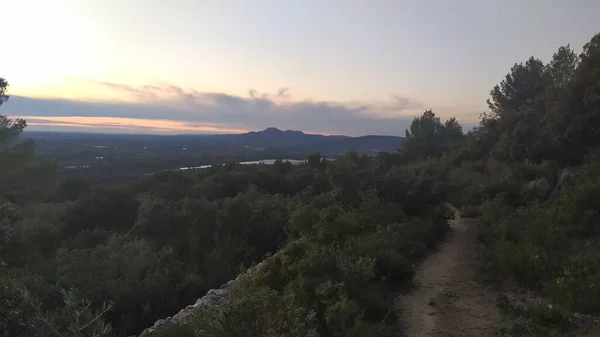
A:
[155,31,600,337]
[2,31,600,337]
[0,99,450,335]
[440,34,600,336]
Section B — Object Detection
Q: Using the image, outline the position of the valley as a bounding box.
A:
[22,128,403,183]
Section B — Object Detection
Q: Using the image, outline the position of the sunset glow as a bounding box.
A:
[19,116,250,134]
[3,0,600,134]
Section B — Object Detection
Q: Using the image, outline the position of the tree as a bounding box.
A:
[0,78,9,107]
[0,78,26,145]
[487,57,546,123]
[402,110,465,160]
[546,45,579,90]
[570,33,600,153]
[0,203,19,264]
[0,115,25,145]
[24,288,114,337]
[307,152,325,169]
[403,110,443,159]
[477,55,579,163]
[537,45,580,164]
[0,79,23,260]
[55,180,91,202]
[0,79,54,203]
[440,117,465,150]
[0,78,110,337]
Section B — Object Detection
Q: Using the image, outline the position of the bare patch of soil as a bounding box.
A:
[396,204,500,336]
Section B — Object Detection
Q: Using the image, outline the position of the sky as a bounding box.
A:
[2,0,599,136]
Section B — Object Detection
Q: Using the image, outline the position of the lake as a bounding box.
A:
[177,159,307,171]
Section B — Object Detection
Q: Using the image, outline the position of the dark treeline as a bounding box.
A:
[25,128,401,185]
[1,32,600,337]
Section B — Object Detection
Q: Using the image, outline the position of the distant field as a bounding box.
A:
[22,129,402,183]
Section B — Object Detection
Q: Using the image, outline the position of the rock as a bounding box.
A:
[206,288,227,297]
[152,319,168,329]
[136,259,269,336]
[221,279,236,289]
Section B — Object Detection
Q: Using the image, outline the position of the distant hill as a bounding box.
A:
[23,127,404,158]
[289,135,404,156]
[205,127,403,154]
[206,127,348,147]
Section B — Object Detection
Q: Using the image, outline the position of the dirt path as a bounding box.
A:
[396,203,499,337]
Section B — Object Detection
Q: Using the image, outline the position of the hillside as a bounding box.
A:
[18,128,404,183]
[287,134,404,156]
[206,127,350,147]
[24,127,403,155]
[195,127,404,154]
[2,33,600,337]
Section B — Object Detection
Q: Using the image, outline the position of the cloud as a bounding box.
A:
[391,95,423,111]
[276,87,290,99]
[2,81,481,136]
[24,116,248,134]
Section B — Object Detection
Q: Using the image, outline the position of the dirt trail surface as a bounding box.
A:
[397,203,499,337]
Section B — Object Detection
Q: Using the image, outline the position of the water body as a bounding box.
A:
[62,158,322,171]
[178,159,307,171]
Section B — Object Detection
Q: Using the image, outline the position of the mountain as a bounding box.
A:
[290,135,404,155]
[23,128,405,158]
[206,127,404,154]
[207,127,349,148]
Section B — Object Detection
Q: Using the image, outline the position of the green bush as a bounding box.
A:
[479,166,600,316]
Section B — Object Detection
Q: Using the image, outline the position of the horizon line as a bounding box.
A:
[20,128,401,138]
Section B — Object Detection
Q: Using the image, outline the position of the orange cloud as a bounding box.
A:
[18,116,249,134]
